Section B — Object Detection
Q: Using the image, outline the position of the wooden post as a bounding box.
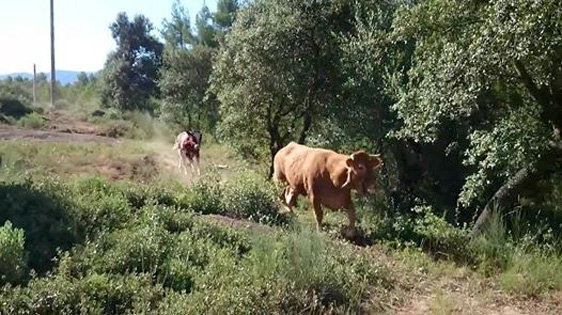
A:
[50,0,56,107]
[33,64,37,104]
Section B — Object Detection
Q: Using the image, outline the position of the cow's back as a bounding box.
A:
[274,142,347,196]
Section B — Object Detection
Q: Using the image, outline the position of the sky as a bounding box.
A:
[0,0,217,74]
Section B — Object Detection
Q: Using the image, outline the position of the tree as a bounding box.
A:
[159,45,217,130]
[36,73,48,82]
[195,4,218,47]
[213,0,239,43]
[210,0,350,176]
[99,12,163,111]
[334,0,469,215]
[214,0,238,29]
[161,0,195,48]
[387,0,562,235]
[76,72,90,85]
[158,1,239,132]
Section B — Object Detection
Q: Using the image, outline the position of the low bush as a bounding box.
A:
[220,172,287,226]
[0,95,31,119]
[0,173,397,314]
[176,226,393,314]
[180,170,290,226]
[17,112,45,129]
[411,206,471,262]
[0,272,165,315]
[0,179,80,277]
[98,119,135,138]
[0,221,27,285]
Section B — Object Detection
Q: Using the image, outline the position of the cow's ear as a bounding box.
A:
[369,154,383,169]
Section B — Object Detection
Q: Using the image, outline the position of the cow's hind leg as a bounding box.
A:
[343,203,357,239]
[188,157,196,174]
[194,152,201,176]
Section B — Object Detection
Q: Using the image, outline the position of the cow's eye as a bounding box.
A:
[357,164,366,171]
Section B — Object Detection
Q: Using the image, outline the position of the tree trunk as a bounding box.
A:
[470,142,562,238]
[268,126,281,179]
[297,112,312,144]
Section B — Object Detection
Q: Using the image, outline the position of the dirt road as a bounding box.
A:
[0,125,118,143]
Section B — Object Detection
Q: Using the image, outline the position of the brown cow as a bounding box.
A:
[273,142,383,238]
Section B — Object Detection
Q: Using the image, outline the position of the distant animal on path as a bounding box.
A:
[273,141,383,238]
[172,131,202,176]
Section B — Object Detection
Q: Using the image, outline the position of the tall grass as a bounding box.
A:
[471,208,562,295]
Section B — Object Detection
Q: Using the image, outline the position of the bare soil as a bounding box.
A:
[0,125,118,143]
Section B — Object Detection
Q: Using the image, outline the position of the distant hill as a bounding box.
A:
[0,70,97,85]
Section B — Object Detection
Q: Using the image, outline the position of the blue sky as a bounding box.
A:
[0,0,217,74]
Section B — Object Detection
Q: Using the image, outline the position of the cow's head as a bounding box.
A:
[341,150,383,194]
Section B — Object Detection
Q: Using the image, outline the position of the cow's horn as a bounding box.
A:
[341,169,353,188]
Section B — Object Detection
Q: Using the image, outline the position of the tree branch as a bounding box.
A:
[513,60,555,115]
[470,141,562,238]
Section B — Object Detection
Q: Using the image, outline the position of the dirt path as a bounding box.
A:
[0,125,118,143]
[0,120,232,185]
[393,273,562,315]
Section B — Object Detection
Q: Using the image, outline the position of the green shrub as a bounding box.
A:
[412,205,471,262]
[151,206,196,234]
[177,227,392,314]
[221,172,288,226]
[0,272,165,315]
[179,172,223,214]
[0,179,80,276]
[0,174,398,314]
[17,112,45,129]
[127,110,156,139]
[98,119,135,138]
[0,221,27,285]
[53,99,71,110]
[0,96,31,119]
[98,224,173,274]
[105,108,122,120]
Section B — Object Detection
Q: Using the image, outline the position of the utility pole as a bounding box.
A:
[50,0,56,107]
[33,64,37,104]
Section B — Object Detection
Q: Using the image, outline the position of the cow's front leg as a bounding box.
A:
[188,158,196,174]
[194,154,201,176]
[343,203,357,239]
[311,196,323,232]
[178,150,188,175]
[281,187,297,213]
[177,150,183,170]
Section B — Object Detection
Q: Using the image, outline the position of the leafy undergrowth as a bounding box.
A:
[0,175,396,314]
[2,150,562,313]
